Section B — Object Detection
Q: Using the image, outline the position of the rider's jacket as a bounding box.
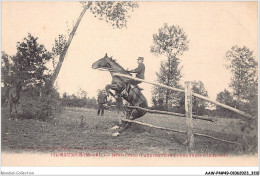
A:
[131,63,145,79]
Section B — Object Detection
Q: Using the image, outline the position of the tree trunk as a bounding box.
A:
[49,3,92,87]
[165,90,169,110]
[165,55,172,110]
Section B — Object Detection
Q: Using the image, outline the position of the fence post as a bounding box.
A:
[185,81,194,149]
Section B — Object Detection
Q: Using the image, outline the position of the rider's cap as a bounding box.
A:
[137,57,144,61]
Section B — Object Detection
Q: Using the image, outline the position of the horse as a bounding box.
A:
[92,53,148,136]
[8,80,22,119]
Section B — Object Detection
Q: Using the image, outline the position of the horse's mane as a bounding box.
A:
[108,57,129,74]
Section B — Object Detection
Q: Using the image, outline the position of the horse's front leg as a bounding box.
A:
[105,84,119,97]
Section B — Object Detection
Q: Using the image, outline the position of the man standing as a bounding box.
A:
[97,90,108,116]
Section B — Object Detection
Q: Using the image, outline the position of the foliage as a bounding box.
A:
[216,89,238,118]
[61,93,97,109]
[225,46,258,154]
[151,23,189,57]
[81,1,139,29]
[1,52,13,87]
[175,81,209,115]
[49,1,139,88]
[13,33,52,89]
[52,34,68,57]
[151,23,189,109]
[152,58,183,110]
[192,81,209,115]
[76,88,88,99]
[19,88,61,121]
[2,33,60,120]
[152,80,208,115]
[225,46,258,102]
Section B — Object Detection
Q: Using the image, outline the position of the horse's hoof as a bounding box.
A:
[109,126,119,130]
[112,132,120,136]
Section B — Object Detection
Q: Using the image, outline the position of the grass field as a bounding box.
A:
[1,106,247,155]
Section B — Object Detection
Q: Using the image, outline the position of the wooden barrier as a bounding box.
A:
[113,72,247,149]
[113,73,184,93]
[185,81,194,149]
[192,92,252,118]
[107,104,214,122]
[113,73,252,118]
[125,105,215,122]
[122,119,241,145]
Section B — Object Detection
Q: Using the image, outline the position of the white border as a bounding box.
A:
[0,0,259,175]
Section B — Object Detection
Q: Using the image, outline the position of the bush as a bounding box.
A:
[19,88,61,121]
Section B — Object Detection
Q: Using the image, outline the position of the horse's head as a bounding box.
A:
[92,53,112,70]
[92,53,127,74]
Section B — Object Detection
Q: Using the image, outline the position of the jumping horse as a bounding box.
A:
[92,53,148,136]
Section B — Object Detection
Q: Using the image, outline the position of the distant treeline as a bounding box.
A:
[61,93,97,109]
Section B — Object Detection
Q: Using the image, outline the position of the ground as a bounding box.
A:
[1,107,247,155]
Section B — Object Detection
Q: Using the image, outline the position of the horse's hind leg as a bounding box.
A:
[112,110,136,136]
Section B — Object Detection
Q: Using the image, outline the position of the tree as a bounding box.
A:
[225,46,257,116]
[49,1,139,88]
[13,33,52,92]
[225,46,257,101]
[167,80,208,115]
[216,89,237,117]
[151,23,189,109]
[225,46,258,154]
[152,59,183,110]
[2,33,52,93]
[1,52,13,87]
[191,81,208,115]
[216,89,235,106]
[1,52,14,105]
[2,34,60,119]
[76,88,88,99]
[151,97,157,108]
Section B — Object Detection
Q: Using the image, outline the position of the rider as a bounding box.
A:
[122,57,145,96]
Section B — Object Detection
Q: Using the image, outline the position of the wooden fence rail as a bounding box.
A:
[122,119,241,145]
[125,105,215,122]
[192,92,252,118]
[113,73,252,118]
[113,73,184,93]
[107,104,214,122]
[112,72,247,149]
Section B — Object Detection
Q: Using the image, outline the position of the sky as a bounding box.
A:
[2,1,258,105]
